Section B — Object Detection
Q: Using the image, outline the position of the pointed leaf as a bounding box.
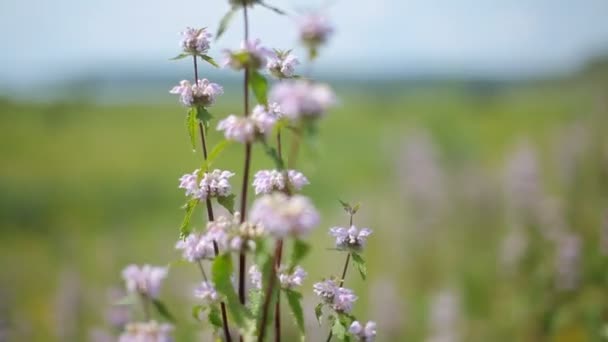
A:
[216,9,236,40]
[217,194,235,214]
[192,304,205,321]
[200,139,232,172]
[152,299,176,323]
[170,53,190,60]
[261,141,284,169]
[314,303,323,325]
[180,199,198,238]
[249,70,268,106]
[212,254,250,327]
[290,239,310,269]
[350,253,367,281]
[332,319,346,340]
[284,289,305,337]
[200,55,219,68]
[259,2,286,15]
[247,289,263,316]
[187,107,197,151]
[196,106,213,129]
[208,306,223,329]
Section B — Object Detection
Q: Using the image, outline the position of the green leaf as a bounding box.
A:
[338,200,360,216]
[200,139,232,172]
[217,194,236,214]
[350,253,367,281]
[212,254,250,327]
[284,289,305,337]
[332,318,346,340]
[261,141,284,169]
[216,9,236,40]
[180,199,198,237]
[200,55,219,68]
[192,304,205,321]
[247,289,263,316]
[187,107,197,151]
[208,306,223,329]
[290,240,310,269]
[170,53,190,60]
[314,303,324,325]
[259,1,286,15]
[249,70,268,106]
[152,299,176,323]
[196,106,213,129]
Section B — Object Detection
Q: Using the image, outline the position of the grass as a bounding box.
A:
[0,72,607,341]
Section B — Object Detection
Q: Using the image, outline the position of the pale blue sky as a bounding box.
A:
[1,0,608,84]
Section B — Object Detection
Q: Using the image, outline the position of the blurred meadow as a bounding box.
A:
[3,0,608,341]
[2,61,608,341]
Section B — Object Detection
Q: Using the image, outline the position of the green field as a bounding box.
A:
[1,70,608,341]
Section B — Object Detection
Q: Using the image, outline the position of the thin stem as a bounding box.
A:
[258,240,281,342]
[140,292,151,321]
[238,3,252,309]
[273,239,284,342]
[327,214,354,342]
[197,260,209,282]
[193,55,232,342]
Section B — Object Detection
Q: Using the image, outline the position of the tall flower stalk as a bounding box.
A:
[112,2,377,341]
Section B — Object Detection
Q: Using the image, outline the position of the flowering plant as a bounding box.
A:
[112,1,376,341]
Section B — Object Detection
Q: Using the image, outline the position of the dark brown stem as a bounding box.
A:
[258,240,281,341]
[273,239,284,342]
[193,55,232,342]
[238,3,252,311]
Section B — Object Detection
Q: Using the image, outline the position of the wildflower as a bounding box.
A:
[333,287,358,312]
[267,50,299,78]
[555,233,581,291]
[118,321,173,342]
[249,193,320,237]
[279,266,307,289]
[206,213,264,253]
[175,232,216,262]
[169,79,223,107]
[223,39,272,70]
[329,225,372,250]
[249,265,263,290]
[250,103,282,135]
[194,281,220,304]
[313,279,339,301]
[252,169,309,194]
[217,115,257,143]
[349,321,377,342]
[313,279,358,313]
[180,27,211,55]
[270,80,336,120]
[121,265,168,299]
[178,169,235,200]
[298,13,334,48]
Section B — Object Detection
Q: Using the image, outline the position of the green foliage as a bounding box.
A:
[186,107,198,151]
[170,53,190,60]
[216,194,235,214]
[180,199,198,237]
[200,55,219,68]
[196,106,213,129]
[331,317,347,340]
[261,141,285,169]
[284,289,305,338]
[200,139,232,172]
[290,239,310,269]
[192,304,205,321]
[212,254,251,328]
[350,252,367,281]
[152,299,176,323]
[338,200,361,216]
[249,70,268,106]
[216,9,237,40]
[314,303,324,325]
[208,306,224,330]
[259,2,286,15]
